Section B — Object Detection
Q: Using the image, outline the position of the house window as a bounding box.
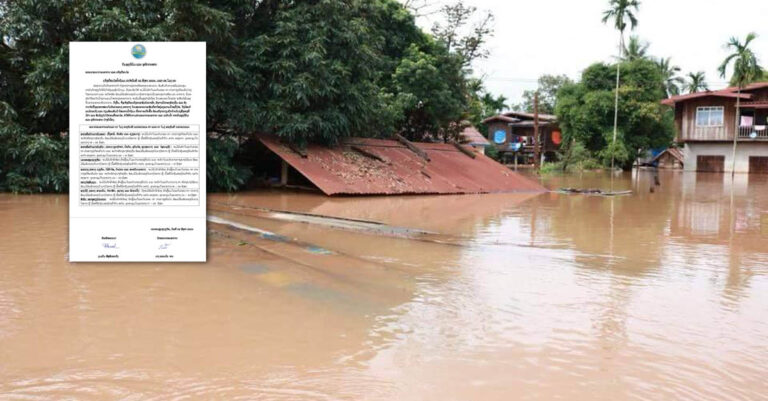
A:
[695,106,724,127]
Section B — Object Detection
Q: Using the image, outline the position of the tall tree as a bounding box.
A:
[684,71,709,93]
[556,59,674,170]
[621,35,649,61]
[602,0,640,171]
[656,57,683,97]
[430,1,494,67]
[518,74,573,115]
[718,32,763,176]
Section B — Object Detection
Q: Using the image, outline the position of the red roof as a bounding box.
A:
[661,81,768,106]
[459,126,490,146]
[482,115,519,124]
[258,135,545,196]
[502,111,558,122]
[661,91,751,105]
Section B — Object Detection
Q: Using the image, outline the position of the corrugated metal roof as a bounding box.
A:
[651,147,684,163]
[661,90,752,105]
[459,126,491,146]
[482,115,519,124]
[258,134,546,196]
[502,111,558,122]
[660,82,768,106]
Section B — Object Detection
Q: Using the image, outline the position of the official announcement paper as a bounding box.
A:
[69,42,206,262]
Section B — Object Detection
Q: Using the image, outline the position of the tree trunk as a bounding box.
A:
[533,91,540,170]
[731,87,741,176]
[611,33,623,171]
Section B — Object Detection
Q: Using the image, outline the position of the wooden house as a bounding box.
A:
[651,147,684,169]
[482,111,562,163]
[662,82,768,173]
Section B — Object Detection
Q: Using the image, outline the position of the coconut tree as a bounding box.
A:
[621,35,649,61]
[657,57,684,97]
[684,71,709,93]
[718,32,762,176]
[602,0,640,171]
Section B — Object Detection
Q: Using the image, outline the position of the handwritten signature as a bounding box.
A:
[102,243,119,249]
[158,243,172,250]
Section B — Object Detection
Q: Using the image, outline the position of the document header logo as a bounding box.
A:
[131,44,146,59]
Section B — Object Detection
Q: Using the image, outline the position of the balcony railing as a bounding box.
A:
[738,126,768,139]
[686,126,727,141]
[683,126,768,141]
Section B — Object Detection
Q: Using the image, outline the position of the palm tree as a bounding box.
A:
[656,57,684,97]
[621,35,649,61]
[684,71,709,93]
[602,0,640,171]
[718,32,763,176]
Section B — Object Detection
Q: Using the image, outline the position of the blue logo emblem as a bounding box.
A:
[131,44,146,59]
[493,130,506,144]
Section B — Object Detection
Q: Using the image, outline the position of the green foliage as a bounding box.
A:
[602,0,639,33]
[540,140,601,174]
[621,35,649,61]
[392,42,468,141]
[484,144,500,161]
[0,0,502,192]
[556,58,674,169]
[0,132,69,193]
[719,32,763,88]
[206,137,252,193]
[684,71,709,93]
[656,57,683,97]
[517,74,573,114]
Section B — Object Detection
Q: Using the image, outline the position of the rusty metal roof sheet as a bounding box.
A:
[459,126,490,146]
[258,135,546,196]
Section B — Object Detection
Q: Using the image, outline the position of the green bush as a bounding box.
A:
[206,137,252,193]
[484,145,500,161]
[539,139,602,174]
[0,133,68,193]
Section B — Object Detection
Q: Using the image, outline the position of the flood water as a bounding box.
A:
[1,170,767,400]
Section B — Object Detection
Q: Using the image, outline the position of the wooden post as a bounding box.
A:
[280,160,288,186]
[533,91,541,170]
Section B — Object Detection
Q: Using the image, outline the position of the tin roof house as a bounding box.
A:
[458,125,491,155]
[662,82,768,173]
[482,111,562,163]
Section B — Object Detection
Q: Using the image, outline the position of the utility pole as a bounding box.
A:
[533,91,541,170]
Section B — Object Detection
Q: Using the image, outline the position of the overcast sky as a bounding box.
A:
[411,0,768,107]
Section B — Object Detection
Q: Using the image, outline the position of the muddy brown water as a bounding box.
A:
[1,170,767,400]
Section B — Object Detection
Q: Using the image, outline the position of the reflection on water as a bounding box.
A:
[1,170,767,400]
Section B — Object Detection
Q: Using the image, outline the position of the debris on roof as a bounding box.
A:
[257,134,546,196]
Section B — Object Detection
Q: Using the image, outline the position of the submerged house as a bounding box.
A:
[651,147,684,169]
[254,134,544,195]
[458,125,491,155]
[482,111,562,163]
[662,82,768,173]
